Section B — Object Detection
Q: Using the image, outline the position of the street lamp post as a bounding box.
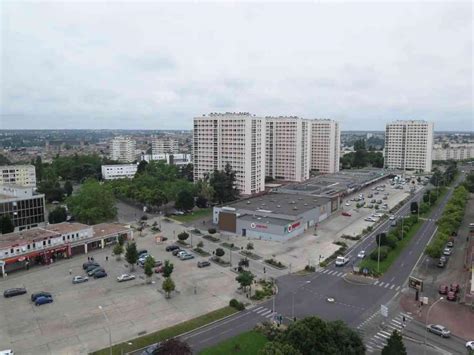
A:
[424,297,444,355]
[98,305,112,355]
[377,232,381,273]
[292,292,295,321]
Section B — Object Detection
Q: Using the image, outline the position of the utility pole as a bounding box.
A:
[377,233,381,273]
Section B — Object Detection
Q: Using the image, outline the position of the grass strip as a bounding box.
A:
[199,330,268,355]
[90,306,238,355]
[170,208,212,223]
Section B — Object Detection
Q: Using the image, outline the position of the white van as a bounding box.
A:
[335,256,349,266]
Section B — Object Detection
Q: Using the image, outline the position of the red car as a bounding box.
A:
[450,283,460,293]
[154,266,164,273]
[438,285,449,295]
[342,211,352,217]
[447,291,457,301]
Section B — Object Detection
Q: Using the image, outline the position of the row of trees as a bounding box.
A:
[430,161,458,187]
[340,139,384,169]
[425,185,469,258]
[463,170,474,193]
[370,215,419,263]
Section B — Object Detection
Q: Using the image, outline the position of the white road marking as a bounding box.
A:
[379,282,384,287]
[396,286,401,291]
[253,306,263,312]
[260,310,273,316]
[374,281,379,285]
[384,283,390,288]
[256,308,268,314]
[390,284,395,289]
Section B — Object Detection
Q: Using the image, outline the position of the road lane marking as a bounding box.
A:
[256,308,268,314]
[374,281,379,285]
[253,306,263,312]
[379,282,384,287]
[260,310,273,316]
[390,284,395,289]
[396,286,401,291]
[379,331,391,337]
[322,269,329,274]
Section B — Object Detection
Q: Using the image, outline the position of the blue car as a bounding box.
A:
[35,296,53,306]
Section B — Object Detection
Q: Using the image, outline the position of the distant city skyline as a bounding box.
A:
[1,2,472,131]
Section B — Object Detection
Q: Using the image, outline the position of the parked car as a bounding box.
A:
[72,275,88,284]
[154,266,164,273]
[3,288,27,298]
[364,217,376,222]
[447,291,457,301]
[437,259,446,268]
[85,263,101,272]
[137,250,148,256]
[180,253,195,260]
[345,202,350,206]
[443,248,452,256]
[383,196,388,200]
[197,261,211,268]
[83,261,99,270]
[450,283,460,293]
[446,241,454,248]
[342,211,351,217]
[35,296,53,306]
[0,350,14,355]
[117,274,136,282]
[165,245,180,252]
[88,267,105,277]
[426,324,451,338]
[31,291,52,302]
[438,285,449,295]
[466,341,474,350]
[389,215,395,220]
[172,248,183,256]
[94,270,107,279]
[371,199,376,203]
[440,256,447,263]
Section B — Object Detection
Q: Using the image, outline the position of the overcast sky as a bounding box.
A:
[1,1,472,131]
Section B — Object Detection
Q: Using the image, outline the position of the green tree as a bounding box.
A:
[209,163,239,203]
[144,255,155,283]
[382,330,407,355]
[162,260,174,277]
[125,242,138,271]
[64,180,73,196]
[67,179,117,224]
[0,214,15,234]
[259,342,302,355]
[162,277,176,298]
[178,231,189,242]
[464,171,474,193]
[353,139,366,151]
[118,234,125,246]
[34,156,43,181]
[175,190,195,211]
[178,163,194,182]
[281,317,365,355]
[246,242,254,250]
[235,271,255,292]
[48,206,68,224]
[215,248,225,259]
[113,243,124,260]
[136,160,148,176]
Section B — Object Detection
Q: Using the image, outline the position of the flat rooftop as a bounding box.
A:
[224,193,331,216]
[277,169,390,196]
[0,222,90,249]
[238,214,294,226]
[92,223,130,238]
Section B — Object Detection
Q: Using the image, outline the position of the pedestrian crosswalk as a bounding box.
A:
[364,312,413,353]
[372,280,401,291]
[318,269,402,291]
[251,306,276,320]
[319,269,347,278]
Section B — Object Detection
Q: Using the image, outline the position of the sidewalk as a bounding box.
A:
[400,292,474,340]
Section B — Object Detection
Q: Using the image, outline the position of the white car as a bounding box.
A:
[117,273,136,282]
[389,215,395,220]
[364,217,376,222]
[345,202,351,206]
[466,341,474,350]
[357,250,365,259]
[0,350,14,355]
[72,275,88,284]
[373,213,383,218]
[335,256,350,266]
[443,248,452,256]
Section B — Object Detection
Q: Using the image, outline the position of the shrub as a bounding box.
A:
[305,265,316,272]
[246,242,254,250]
[370,246,390,261]
[141,215,148,220]
[197,241,204,248]
[215,248,225,257]
[229,298,245,311]
[178,232,189,241]
[208,228,217,234]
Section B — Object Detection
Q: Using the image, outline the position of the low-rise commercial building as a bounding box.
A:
[0,165,37,187]
[213,193,332,241]
[101,164,138,180]
[0,222,132,276]
[0,185,46,231]
[141,153,192,167]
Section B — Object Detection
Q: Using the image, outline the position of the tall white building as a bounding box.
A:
[432,143,474,161]
[310,119,340,174]
[110,136,136,163]
[384,120,434,172]
[152,137,179,154]
[193,113,266,195]
[0,165,37,187]
[265,116,311,182]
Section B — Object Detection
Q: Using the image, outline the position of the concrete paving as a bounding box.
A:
[0,219,243,354]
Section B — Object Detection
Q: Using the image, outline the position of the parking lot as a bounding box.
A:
[0,222,241,354]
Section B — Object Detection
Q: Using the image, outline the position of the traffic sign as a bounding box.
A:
[381,304,388,317]
[408,276,423,291]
